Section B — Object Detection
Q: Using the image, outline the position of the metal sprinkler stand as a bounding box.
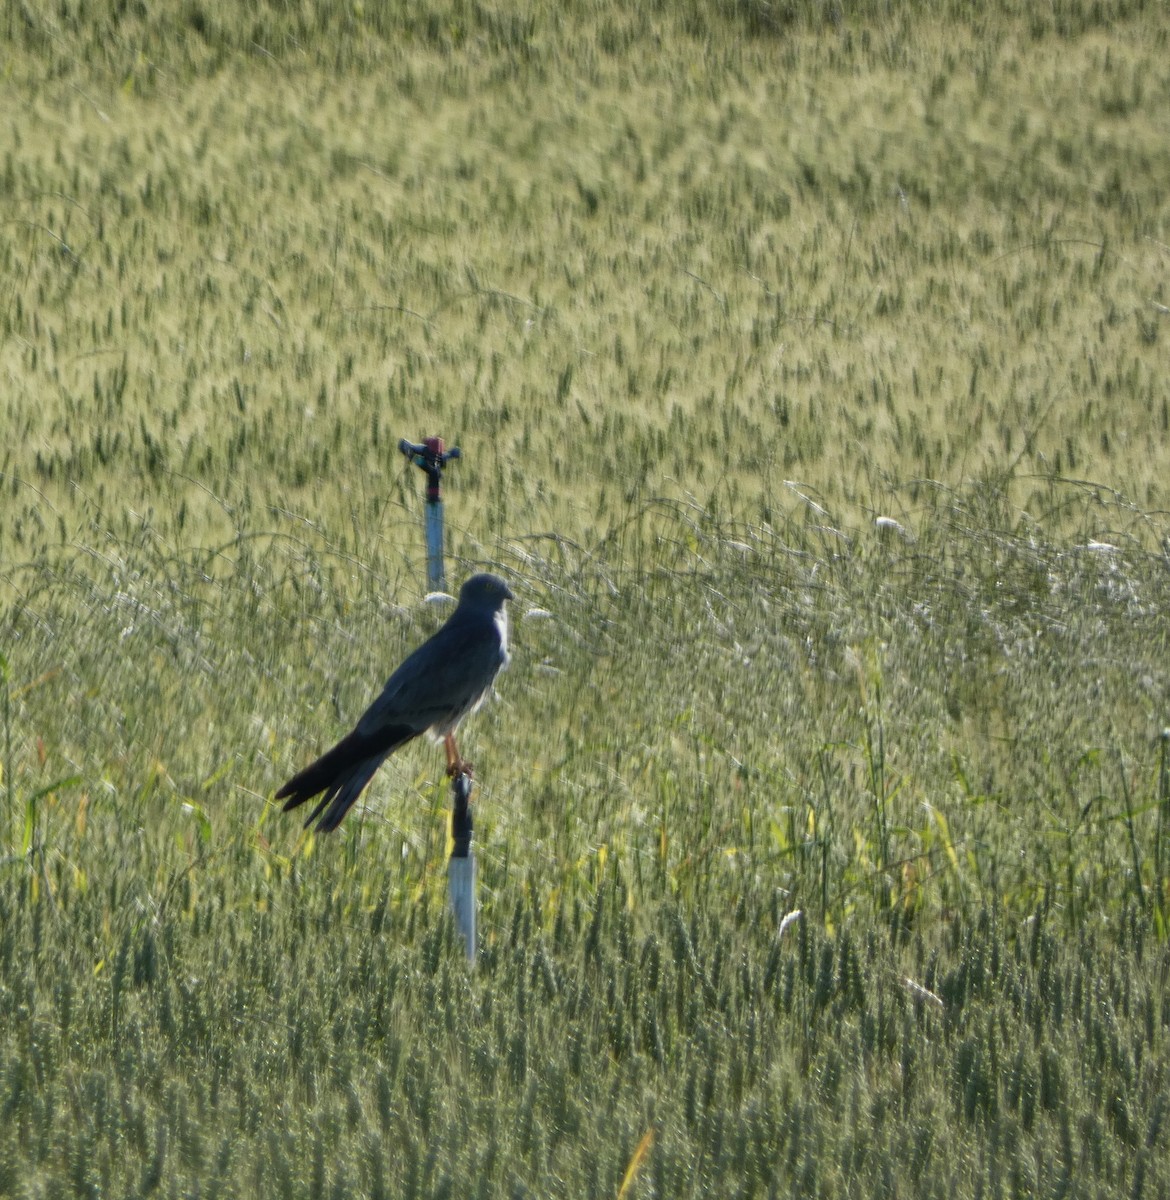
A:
[400,434,477,961]
[398,436,461,592]
[446,772,476,963]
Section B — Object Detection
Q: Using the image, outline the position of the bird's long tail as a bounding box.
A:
[276,727,412,833]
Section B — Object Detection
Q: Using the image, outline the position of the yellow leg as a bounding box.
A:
[444,734,473,779]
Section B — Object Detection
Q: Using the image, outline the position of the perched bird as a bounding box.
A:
[276,573,514,833]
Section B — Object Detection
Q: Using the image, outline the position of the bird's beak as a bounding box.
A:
[503,582,516,601]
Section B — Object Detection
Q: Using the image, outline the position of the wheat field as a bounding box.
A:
[2,2,1170,1195]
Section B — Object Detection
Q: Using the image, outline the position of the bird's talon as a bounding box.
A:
[447,758,474,779]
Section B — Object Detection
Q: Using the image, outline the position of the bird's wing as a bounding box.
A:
[355,608,505,739]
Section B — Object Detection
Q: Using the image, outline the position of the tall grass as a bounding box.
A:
[2,0,1170,1194]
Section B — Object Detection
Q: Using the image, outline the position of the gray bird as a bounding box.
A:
[276,573,514,833]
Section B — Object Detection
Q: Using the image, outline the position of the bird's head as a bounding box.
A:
[459,573,515,609]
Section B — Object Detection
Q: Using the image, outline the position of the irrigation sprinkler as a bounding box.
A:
[398,436,461,592]
[447,772,476,963]
[399,434,478,960]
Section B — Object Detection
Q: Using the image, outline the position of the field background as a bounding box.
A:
[3,1,1170,1195]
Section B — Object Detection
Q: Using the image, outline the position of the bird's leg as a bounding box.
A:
[444,733,474,779]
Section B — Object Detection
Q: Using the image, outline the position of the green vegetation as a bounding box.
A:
[2,1,1169,1194]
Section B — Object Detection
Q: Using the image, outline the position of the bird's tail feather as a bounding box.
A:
[310,757,385,832]
[276,726,412,832]
[276,730,369,809]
